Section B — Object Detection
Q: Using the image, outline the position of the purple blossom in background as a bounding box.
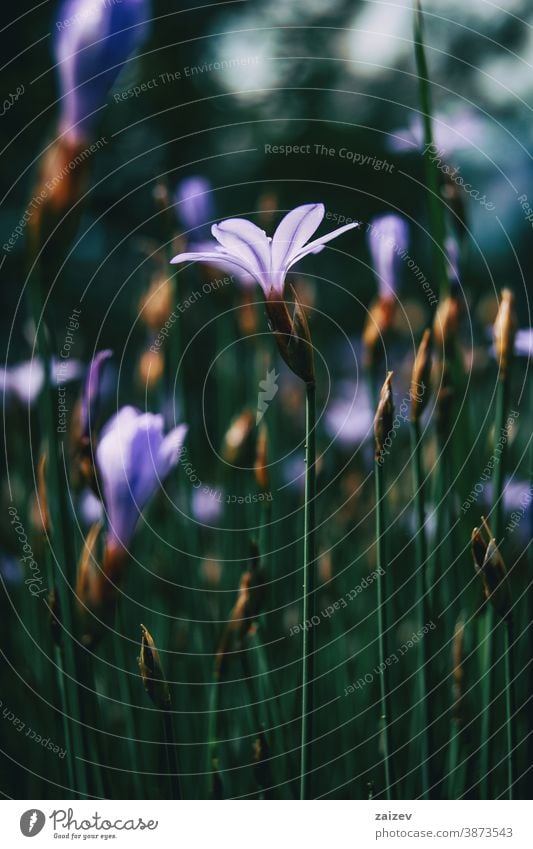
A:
[80,349,113,440]
[174,176,214,238]
[78,487,104,528]
[54,0,150,141]
[515,328,533,358]
[388,110,485,155]
[325,380,374,447]
[171,203,359,298]
[96,406,187,550]
[367,214,409,298]
[0,358,83,407]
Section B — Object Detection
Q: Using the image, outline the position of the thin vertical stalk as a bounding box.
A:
[300,380,316,800]
[162,709,182,799]
[410,421,430,799]
[27,270,88,797]
[480,375,509,797]
[503,619,517,799]
[413,0,448,300]
[375,458,395,799]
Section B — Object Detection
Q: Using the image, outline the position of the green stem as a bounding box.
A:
[375,457,395,799]
[503,619,517,799]
[300,381,316,800]
[410,421,430,799]
[413,0,448,300]
[207,679,220,798]
[162,709,182,799]
[27,269,88,797]
[480,375,509,797]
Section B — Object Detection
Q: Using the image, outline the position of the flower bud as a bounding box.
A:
[433,292,461,355]
[265,286,315,385]
[215,544,265,679]
[139,273,174,333]
[137,348,164,390]
[374,372,394,459]
[363,296,396,367]
[221,410,255,465]
[138,624,171,709]
[255,424,270,492]
[471,519,512,621]
[493,288,516,382]
[410,329,432,423]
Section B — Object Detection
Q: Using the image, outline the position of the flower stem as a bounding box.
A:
[300,380,316,800]
[503,619,517,799]
[162,709,182,799]
[27,268,88,797]
[375,457,395,799]
[410,420,430,799]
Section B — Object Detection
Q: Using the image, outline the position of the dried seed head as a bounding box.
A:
[362,296,396,367]
[221,409,255,465]
[215,544,265,679]
[471,519,512,621]
[435,360,454,441]
[493,288,516,382]
[76,527,128,646]
[253,731,273,794]
[410,329,432,423]
[451,614,466,724]
[374,371,394,459]
[254,424,270,492]
[28,137,91,274]
[265,286,315,385]
[139,273,174,333]
[138,624,171,709]
[433,292,461,354]
[137,348,164,390]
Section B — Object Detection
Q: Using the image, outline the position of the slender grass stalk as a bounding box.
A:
[206,679,220,798]
[503,618,517,799]
[413,0,448,300]
[375,457,395,800]
[300,380,316,800]
[480,368,509,797]
[162,709,182,799]
[27,269,89,797]
[410,420,430,798]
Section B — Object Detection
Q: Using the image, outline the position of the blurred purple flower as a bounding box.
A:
[388,110,485,156]
[367,214,409,298]
[174,176,214,237]
[325,380,373,447]
[171,203,359,298]
[96,405,187,550]
[54,0,150,142]
[78,486,104,527]
[80,349,113,440]
[0,358,83,407]
[191,486,225,524]
[515,328,532,358]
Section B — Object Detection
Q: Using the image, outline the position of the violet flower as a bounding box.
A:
[96,406,187,550]
[174,175,214,238]
[0,358,83,407]
[79,349,113,440]
[54,0,150,142]
[515,328,533,358]
[367,214,409,299]
[171,203,359,299]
